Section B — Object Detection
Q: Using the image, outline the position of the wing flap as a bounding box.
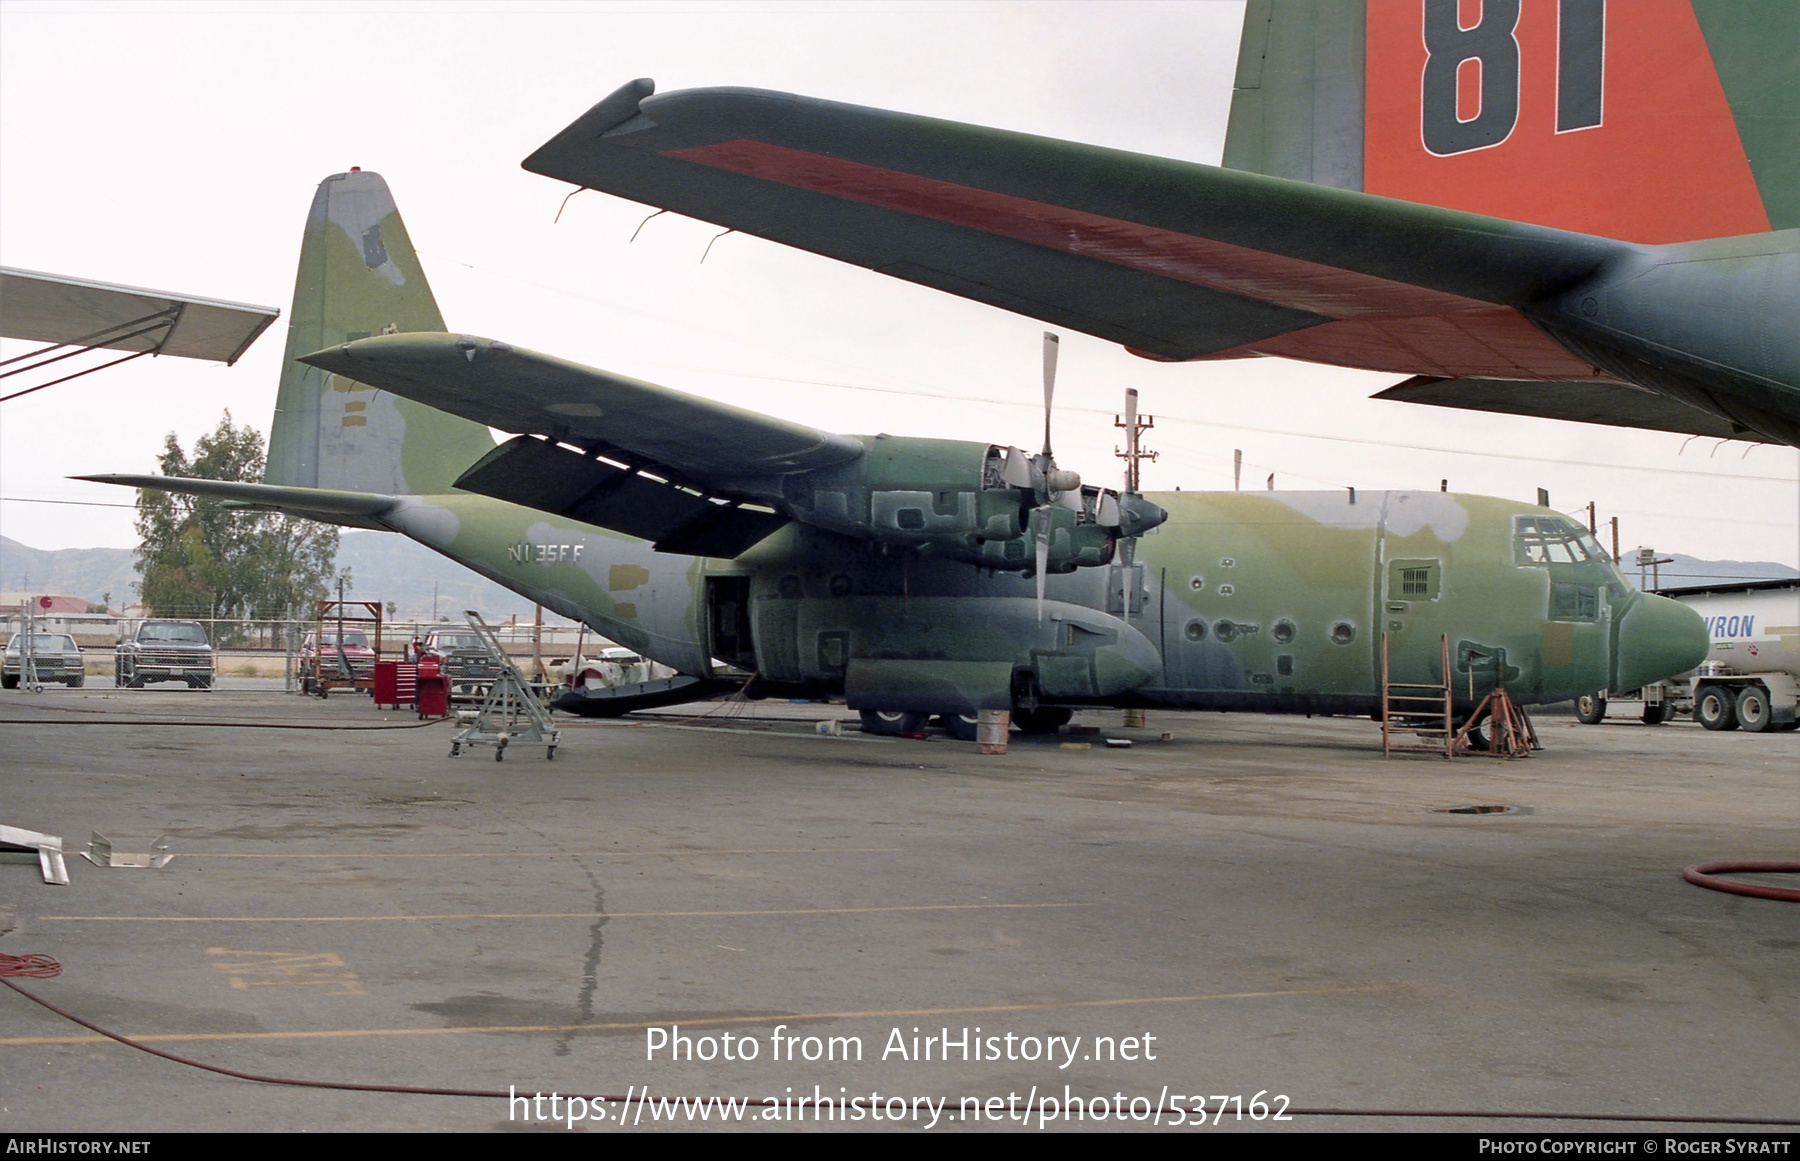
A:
[454,436,787,558]
[298,332,862,481]
[1371,377,1746,440]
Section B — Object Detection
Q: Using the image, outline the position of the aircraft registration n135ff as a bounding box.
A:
[84,171,1706,736]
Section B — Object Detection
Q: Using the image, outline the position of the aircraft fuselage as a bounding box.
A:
[380,487,1704,719]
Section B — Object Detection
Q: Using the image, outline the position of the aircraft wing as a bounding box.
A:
[299,332,864,556]
[1,267,279,364]
[522,80,1627,379]
[75,475,401,530]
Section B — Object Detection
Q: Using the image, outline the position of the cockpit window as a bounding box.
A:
[1518,516,1630,619]
[1514,516,1598,564]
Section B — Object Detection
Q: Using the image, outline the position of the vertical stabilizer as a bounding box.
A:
[1223,0,1795,243]
[265,170,495,494]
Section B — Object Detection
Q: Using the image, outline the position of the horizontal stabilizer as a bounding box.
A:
[75,474,401,530]
[1371,378,1747,440]
[454,437,788,557]
[298,332,863,481]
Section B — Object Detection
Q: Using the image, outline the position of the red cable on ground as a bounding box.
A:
[1684,860,1800,903]
[0,953,63,979]
[3,971,1797,1125]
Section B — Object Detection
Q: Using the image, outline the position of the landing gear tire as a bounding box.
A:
[1735,686,1773,733]
[1642,701,1674,725]
[1013,707,1072,734]
[940,713,981,742]
[1575,692,1606,725]
[859,709,926,736]
[1695,685,1739,731]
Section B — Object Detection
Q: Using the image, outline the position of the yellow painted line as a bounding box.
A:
[1,983,1401,1047]
[185,847,904,859]
[39,902,1088,924]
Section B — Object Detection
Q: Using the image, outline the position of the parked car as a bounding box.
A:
[419,625,501,697]
[301,627,378,693]
[115,620,214,689]
[3,632,86,688]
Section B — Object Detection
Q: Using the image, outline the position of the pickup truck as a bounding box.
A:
[116,620,215,689]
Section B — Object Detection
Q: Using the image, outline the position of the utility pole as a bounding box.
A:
[1232,448,1242,491]
[1113,389,1157,493]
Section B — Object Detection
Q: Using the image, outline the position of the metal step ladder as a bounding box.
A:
[448,611,561,762]
[1381,633,1455,759]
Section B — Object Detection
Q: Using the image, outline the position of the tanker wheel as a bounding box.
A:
[1735,686,1773,733]
[1695,685,1738,731]
[1574,692,1606,725]
[1642,701,1674,725]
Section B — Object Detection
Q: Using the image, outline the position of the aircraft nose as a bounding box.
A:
[1614,594,1709,692]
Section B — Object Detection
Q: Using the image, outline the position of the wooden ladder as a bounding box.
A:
[1381,633,1454,759]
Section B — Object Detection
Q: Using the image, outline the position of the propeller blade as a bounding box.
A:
[1035,524,1050,623]
[1041,331,1059,456]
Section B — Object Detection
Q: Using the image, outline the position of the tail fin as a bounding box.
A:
[1223,0,1795,244]
[265,170,495,494]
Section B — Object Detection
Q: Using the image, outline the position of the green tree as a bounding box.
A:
[134,412,340,619]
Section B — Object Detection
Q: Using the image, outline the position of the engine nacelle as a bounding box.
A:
[783,435,1165,573]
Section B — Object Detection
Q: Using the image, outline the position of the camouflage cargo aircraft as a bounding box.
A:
[518,0,1800,445]
[85,170,1707,737]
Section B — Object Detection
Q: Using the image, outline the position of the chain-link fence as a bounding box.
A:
[5,608,604,692]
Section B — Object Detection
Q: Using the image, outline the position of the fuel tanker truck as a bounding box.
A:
[1576,579,1800,733]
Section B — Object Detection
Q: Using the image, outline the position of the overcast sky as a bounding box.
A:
[3,0,1795,569]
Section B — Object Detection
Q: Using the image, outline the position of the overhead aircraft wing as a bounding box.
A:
[522,80,1626,380]
[74,475,401,531]
[299,332,864,556]
[1,267,279,364]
